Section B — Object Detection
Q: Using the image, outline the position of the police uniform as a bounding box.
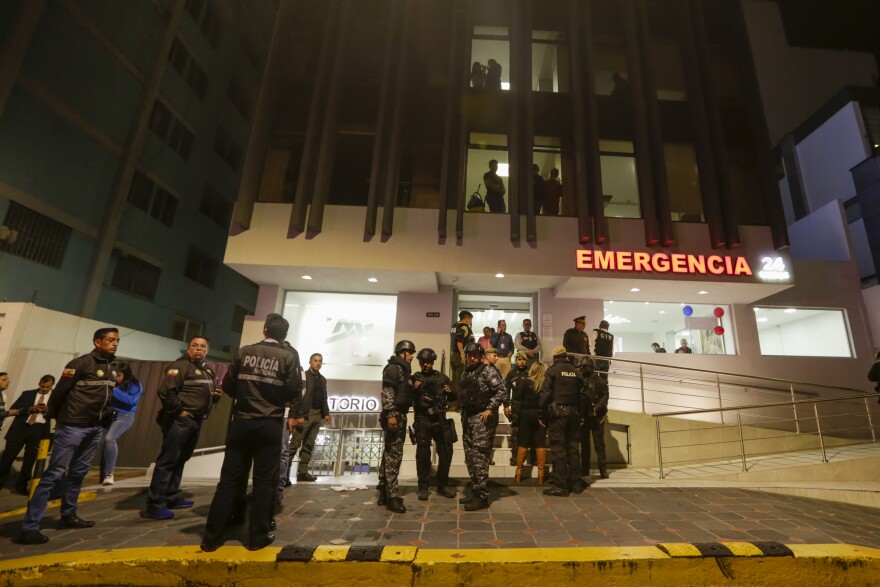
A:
[202,339,302,551]
[19,347,118,540]
[514,329,542,367]
[378,353,413,510]
[562,317,590,356]
[590,327,614,378]
[145,354,217,514]
[539,349,587,496]
[504,355,530,465]
[582,371,610,478]
[412,362,455,498]
[450,319,474,390]
[458,356,507,510]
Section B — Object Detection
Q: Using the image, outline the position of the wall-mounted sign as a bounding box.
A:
[426,312,440,318]
[757,256,790,281]
[328,395,380,412]
[576,250,753,276]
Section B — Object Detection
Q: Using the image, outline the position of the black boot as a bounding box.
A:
[417,487,429,501]
[386,497,406,514]
[464,494,489,511]
[377,484,387,507]
[436,486,457,498]
[458,494,472,505]
[599,466,609,479]
[543,486,570,497]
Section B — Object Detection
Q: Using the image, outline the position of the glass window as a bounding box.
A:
[650,40,687,101]
[603,300,735,355]
[755,308,853,358]
[534,136,563,216]
[600,140,640,219]
[466,132,508,213]
[532,31,569,93]
[282,291,398,381]
[471,26,509,90]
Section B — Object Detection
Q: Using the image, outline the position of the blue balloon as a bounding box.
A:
[683,305,694,317]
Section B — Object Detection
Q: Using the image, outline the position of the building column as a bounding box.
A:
[230,0,290,235]
[380,0,414,239]
[0,0,47,119]
[689,0,740,248]
[677,0,725,248]
[453,0,474,241]
[307,0,352,237]
[509,0,530,242]
[566,0,594,244]
[634,0,673,246]
[620,0,659,246]
[728,0,788,249]
[79,0,185,319]
[289,0,340,238]
[580,0,606,243]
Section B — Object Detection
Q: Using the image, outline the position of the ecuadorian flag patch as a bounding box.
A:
[62,368,76,378]
[166,369,180,376]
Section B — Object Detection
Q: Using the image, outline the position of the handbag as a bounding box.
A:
[467,184,485,212]
[446,418,458,443]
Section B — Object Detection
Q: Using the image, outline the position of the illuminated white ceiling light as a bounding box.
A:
[757,317,768,322]
[604,314,631,325]
[367,277,378,283]
[301,275,312,280]
[630,287,640,292]
[501,82,511,90]
[698,290,708,295]
[784,308,796,313]
[495,273,505,278]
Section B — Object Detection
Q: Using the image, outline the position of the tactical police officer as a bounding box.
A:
[458,343,507,511]
[377,340,418,513]
[504,351,530,466]
[412,348,457,500]
[450,311,475,391]
[201,314,303,552]
[582,368,610,478]
[539,346,588,497]
[588,320,614,379]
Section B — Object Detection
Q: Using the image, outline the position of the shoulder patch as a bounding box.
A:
[62,368,76,378]
[166,369,180,376]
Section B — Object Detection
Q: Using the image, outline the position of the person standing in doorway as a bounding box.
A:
[514,318,542,368]
[484,160,506,213]
[563,316,590,356]
[450,311,474,392]
[490,319,514,377]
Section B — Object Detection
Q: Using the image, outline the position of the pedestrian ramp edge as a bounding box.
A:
[1,543,879,586]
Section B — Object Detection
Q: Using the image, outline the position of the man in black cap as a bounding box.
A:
[450,311,474,391]
[563,316,590,356]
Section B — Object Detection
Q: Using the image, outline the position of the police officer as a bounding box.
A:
[504,351,530,466]
[377,340,417,513]
[539,346,588,497]
[450,311,475,391]
[15,327,120,545]
[563,316,590,356]
[201,314,303,552]
[588,320,614,379]
[583,368,610,479]
[514,318,543,367]
[142,336,219,520]
[458,342,507,511]
[412,348,456,500]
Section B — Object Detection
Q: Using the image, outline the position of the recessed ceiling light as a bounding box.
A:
[630,287,640,292]
[495,273,505,278]
[644,301,650,305]
[659,310,665,314]
[757,317,768,322]
[367,277,378,283]
[784,308,796,313]
[698,290,708,295]
[301,275,312,280]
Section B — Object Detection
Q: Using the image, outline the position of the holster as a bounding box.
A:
[548,403,579,418]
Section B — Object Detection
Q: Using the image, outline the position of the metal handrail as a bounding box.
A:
[653,392,880,479]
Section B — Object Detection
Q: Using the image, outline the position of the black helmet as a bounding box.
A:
[464,342,484,356]
[417,348,437,363]
[394,340,416,354]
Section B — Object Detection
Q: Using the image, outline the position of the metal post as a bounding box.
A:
[865,397,876,442]
[716,373,724,425]
[655,418,664,479]
[640,364,646,414]
[813,404,827,463]
[791,383,800,434]
[334,427,346,476]
[736,412,747,472]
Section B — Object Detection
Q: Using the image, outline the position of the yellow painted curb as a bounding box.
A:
[0,491,97,520]
[656,542,703,557]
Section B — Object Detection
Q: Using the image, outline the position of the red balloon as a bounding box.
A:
[714,326,725,335]
[714,307,725,318]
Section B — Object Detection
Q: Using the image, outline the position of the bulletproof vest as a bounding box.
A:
[506,366,529,393]
[593,329,614,357]
[414,370,446,413]
[383,359,412,409]
[458,364,493,411]
[547,360,582,406]
[519,331,538,350]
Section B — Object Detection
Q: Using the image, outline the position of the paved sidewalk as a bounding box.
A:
[1,473,880,559]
